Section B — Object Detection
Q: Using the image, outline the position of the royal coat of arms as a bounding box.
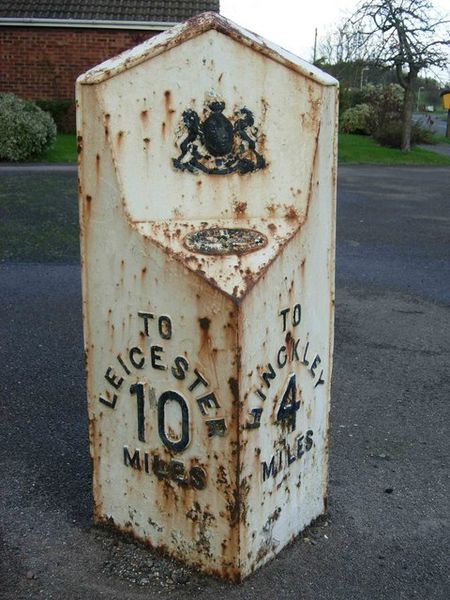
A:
[172,100,267,175]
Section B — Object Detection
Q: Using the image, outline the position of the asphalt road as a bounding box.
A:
[413,112,448,136]
[0,165,449,599]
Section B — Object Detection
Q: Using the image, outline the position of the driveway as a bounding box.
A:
[413,111,447,136]
[0,165,449,599]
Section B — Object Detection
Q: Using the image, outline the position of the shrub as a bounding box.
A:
[338,87,366,117]
[0,93,57,161]
[341,83,434,149]
[373,120,435,148]
[411,123,435,145]
[347,88,366,109]
[341,84,405,137]
[362,83,404,132]
[372,120,403,148]
[35,99,75,134]
[340,103,374,135]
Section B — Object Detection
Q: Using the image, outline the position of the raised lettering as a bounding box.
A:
[190,466,207,490]
[117,353,131,375]
[123,446,141,469]
[279,307,290,332]
[305,430,314,451]
[188,369,209,392]
[314,370,325,388]
[158,390,190,452]
[291,337,301,361]
[170,460,188,485]
[286,444,296,465]
[276,373,300,431]
[99,393,118,409]
[151,345,166,370]
[205,418,227,437]
[255,388,267,401]
[129,346,145,369]
[293,303,301,326]
[296,435,305,458]
[302,342,310,366]
[130,382,146,442]
[171,355,189,380]
[152,455,169,479]
[197,392,220,415]
[158,315,172,340]
[246,407,263,429]
[137,311,154,336]
[277,345,287,368]
[310,354,321,378]
[262,456,277,481]
[105,366,124,390]
[262,363,277,388]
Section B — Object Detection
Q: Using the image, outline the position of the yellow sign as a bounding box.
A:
[441,91,450,110]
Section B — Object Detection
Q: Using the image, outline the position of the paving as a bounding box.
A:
[413,112,448,136]
[0,165,449,599]
[418,143,450,158]
[0,164,76,173]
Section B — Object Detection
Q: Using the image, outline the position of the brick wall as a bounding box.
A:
[0,26,159,100]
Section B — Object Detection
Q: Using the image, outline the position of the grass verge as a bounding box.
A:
[9,132,450,166]
[339,133,450,165]
[39,133,78,163]
[431,134,450,145]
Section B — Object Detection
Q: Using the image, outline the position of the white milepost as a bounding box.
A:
[77,12,338,581]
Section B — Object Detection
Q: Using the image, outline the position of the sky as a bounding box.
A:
[220,0,450,83]
[220,0,359,63]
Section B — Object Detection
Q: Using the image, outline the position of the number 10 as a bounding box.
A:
[129,383,190,453]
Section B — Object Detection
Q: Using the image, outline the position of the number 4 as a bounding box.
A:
[276,373,300,431]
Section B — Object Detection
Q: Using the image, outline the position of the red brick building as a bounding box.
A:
[0,1,219,128]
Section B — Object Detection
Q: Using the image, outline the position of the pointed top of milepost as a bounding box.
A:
[77,11,338,88]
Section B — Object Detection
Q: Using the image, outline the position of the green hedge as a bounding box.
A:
[35,99,76,134]
[0,93,57,161]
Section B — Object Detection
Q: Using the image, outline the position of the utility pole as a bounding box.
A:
[313,27,318,63]
[360,66,369,90]
[416,86,424,111]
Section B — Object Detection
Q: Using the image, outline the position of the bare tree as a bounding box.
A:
[346,0,450,151]
[318,24,369,64]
